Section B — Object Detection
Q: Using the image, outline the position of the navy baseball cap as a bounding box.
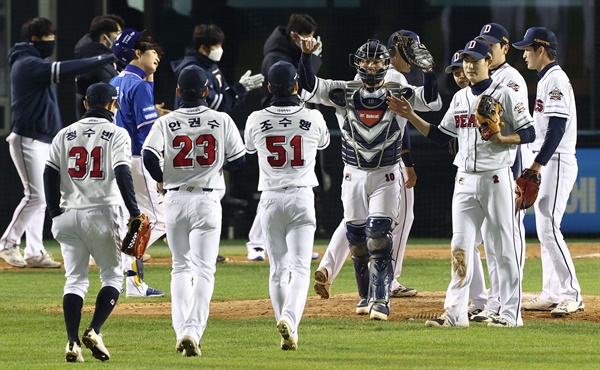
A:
[177,65,209,91]
[444,51,463,74]
[85,82,120,109]
[476,23,509,45]
[112,28,145,64]
[388,29,421,49]
[268,61,298,88]
[513,27,558,50]
[459,39,492,60]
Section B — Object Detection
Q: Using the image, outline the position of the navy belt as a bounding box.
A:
[166,187,213,192]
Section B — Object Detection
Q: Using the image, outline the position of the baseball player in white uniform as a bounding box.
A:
[513,27,584,317]
[44,83,140,362]
[143,65,246,356]
[245,61,329,350]
[314,30,442,300]
[468,23,533,323]
[388,39,535,327]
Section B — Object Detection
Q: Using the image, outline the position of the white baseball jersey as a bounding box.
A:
[529,64,577,154]
[356,67,443,112]
[490,63,529,109]
[46,117,132,208]
[245,105,330,191]
[143,106,246,190]
[439,81,533,172]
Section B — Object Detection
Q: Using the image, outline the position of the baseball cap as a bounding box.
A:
[459,39,492,60]
[268,61,298,88]
[388,29,421,49]
[112,28,145,64]
[444,51,463,74]
[512,27,558,50]
[177,65,209,91]
[85,82,120,109]
[476,23,509,45]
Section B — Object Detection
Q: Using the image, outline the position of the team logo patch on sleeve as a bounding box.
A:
[549,87,563,100]
[514,102,526,114]
[506,81,520,92]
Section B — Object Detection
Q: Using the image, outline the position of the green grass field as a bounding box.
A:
[0,239,598,369]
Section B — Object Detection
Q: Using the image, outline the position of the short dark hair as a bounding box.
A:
[135,33,164,57]
[89,15,123,42]
[285,14,317,36]
[270,83,296,97]
[533,45,557,61]
[21,17,55,41]
[192,24,225,50]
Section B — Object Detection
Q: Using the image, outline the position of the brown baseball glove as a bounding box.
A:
[121,213,152,259]
[475,95,503,140]
[515,169,541,210]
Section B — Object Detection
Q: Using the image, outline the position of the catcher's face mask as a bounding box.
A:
[349,39,389,86]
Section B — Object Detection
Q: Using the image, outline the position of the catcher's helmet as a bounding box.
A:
[112,28,145,64]
[349,39,390,86]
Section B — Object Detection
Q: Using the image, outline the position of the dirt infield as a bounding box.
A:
[104,243,599,323]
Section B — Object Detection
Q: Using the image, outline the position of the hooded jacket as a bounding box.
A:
[171,50,247,113]
[8,42,116,143]
[260,26,322,107]
[73,34,121,118]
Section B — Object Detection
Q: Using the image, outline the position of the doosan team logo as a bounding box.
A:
[549,87,563,100]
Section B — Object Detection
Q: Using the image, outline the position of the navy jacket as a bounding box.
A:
[171,50,247,113]
[7,42,116,143]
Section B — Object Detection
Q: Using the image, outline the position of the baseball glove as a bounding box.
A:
[396,35,435,70]
[475,95,503,140]
[515,169,541,210]
[121,214,151,259]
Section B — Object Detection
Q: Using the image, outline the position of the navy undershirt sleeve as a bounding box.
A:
[142,150,163,183]
[115,165,141,217]
[223,155,246,171]
[422,70,438,104]
[425,125,454,145]
[535,116,567,166]
[516,125,536,144]
[299,53,316,93]
[43,165,62,218]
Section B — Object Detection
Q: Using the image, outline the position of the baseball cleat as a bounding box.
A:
[467,304,483,321]
[177,335,201,357]
[369,302,389,321]
[356,298,370,315]
[0,246,27,268]
[216,255,229,263]
[471,309,499,323]
[425,314,453,327]
[487,317,516,328]
[391,283,418,298]
[82,328,110,361]
[522,297,559,311]
[550,300,584,317]
[142,253,151,262]
[65,341,84,363]
[313,267,331,299]
[311,252,320,260]
[125,278,164,297]
[277,320,298,350]
[247,247,266,261]
[25,251,62,268]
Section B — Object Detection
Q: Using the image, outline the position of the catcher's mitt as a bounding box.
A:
[121,214,151,259]
[395,35,435,70]
[475,95,503,140]
[515,169,541,210]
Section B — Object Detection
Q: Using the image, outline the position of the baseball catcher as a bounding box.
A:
[515,169,541,210]
[475,95,503,140]
[391,32,434,70]
[121,214,152,259]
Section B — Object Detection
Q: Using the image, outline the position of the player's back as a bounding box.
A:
[147,106,245,190]
[245,105,329,191]
[48,118,131,209]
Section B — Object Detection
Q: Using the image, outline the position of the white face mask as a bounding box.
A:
[208,47,223,62]
[102,34,114,49]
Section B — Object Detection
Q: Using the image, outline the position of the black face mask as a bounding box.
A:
[32,40,56,59]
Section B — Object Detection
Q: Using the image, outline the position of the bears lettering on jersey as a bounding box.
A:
[454,114,477,128]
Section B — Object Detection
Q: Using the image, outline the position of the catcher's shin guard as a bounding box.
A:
[347,223,369,299]
[365,217,394,303]
[351,254,370,300]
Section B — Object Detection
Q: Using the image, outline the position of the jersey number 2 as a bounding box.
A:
[173,134,216,168]
[266,135,304,168]
[68,146,104,179]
